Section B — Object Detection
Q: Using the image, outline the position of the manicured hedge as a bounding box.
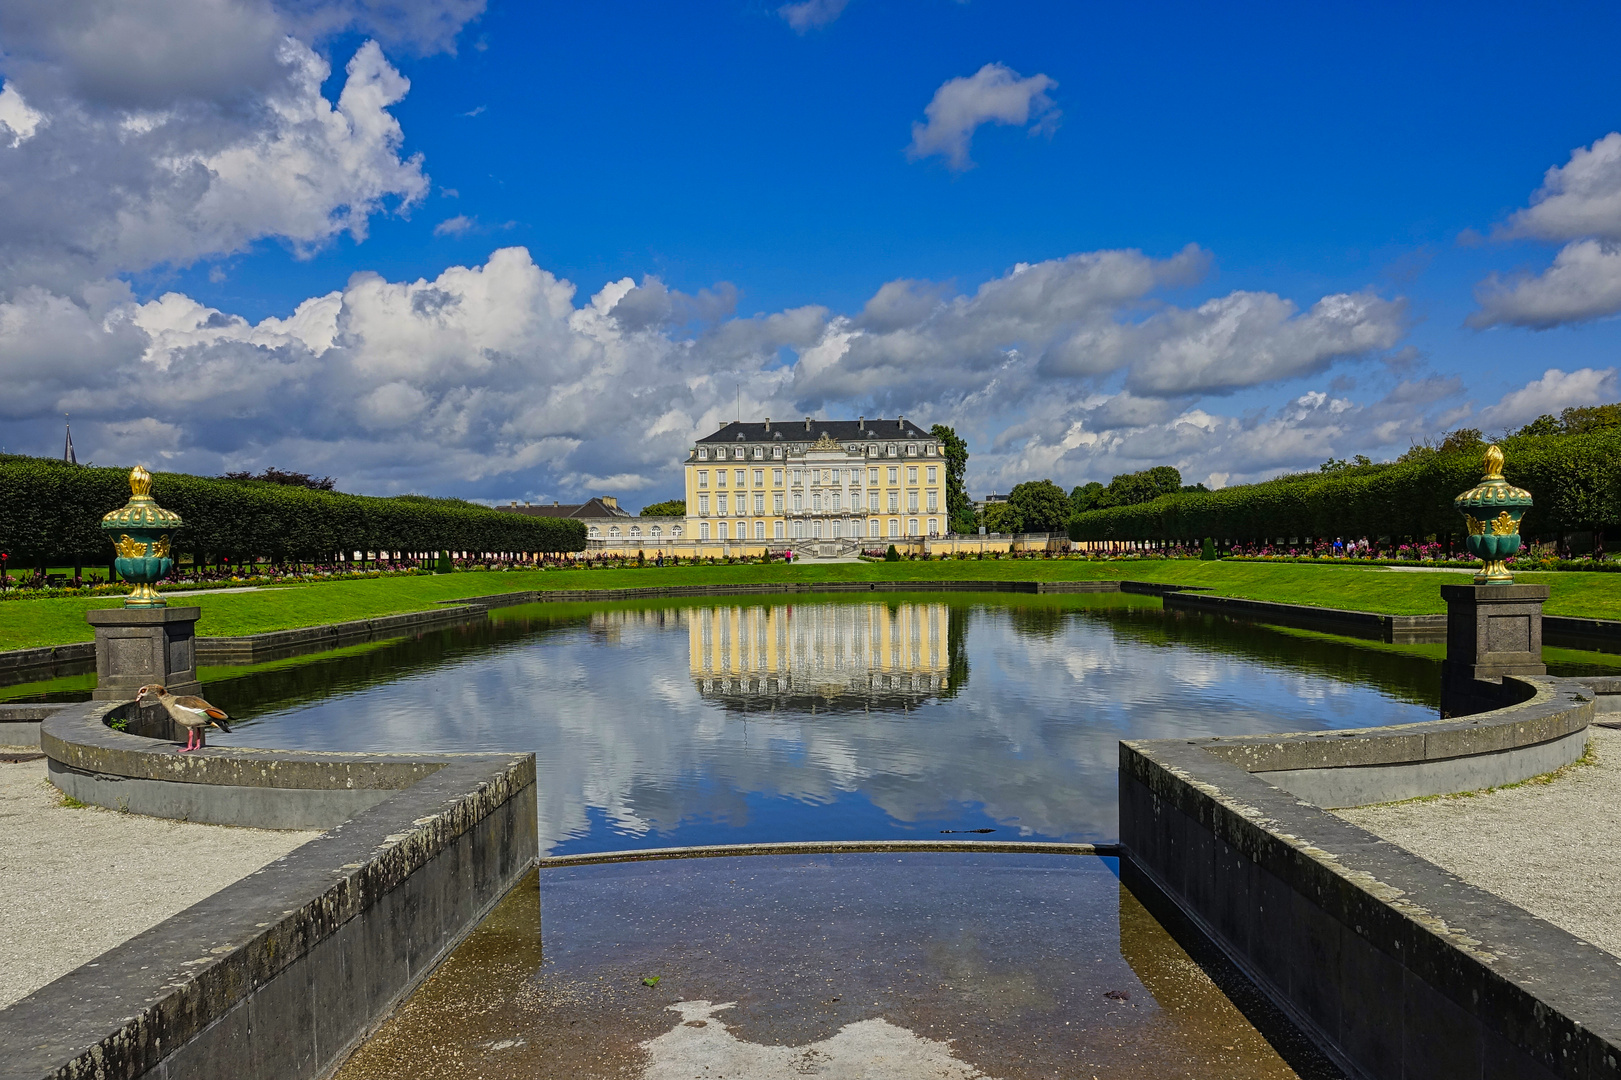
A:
[1067,432,1621,545]
[0,455,585,564]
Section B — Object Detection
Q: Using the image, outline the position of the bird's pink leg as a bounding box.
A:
[180,729,195,752]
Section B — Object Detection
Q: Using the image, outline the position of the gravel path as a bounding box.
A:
[1337,726,1621,958]
[0,760,319,1009]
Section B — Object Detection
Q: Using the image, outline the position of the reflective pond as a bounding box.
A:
[179,592,1444,853]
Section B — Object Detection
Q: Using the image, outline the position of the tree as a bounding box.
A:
[931,424,974,533]
[1007,479,1071,533]
[1098,466,1182,508]
[1437,427,1484,455]
[981,501,1023,534]
[1560,403,1621,435]
[1070,482,1105,515]
[1516,414,1561,437]
[640,499,686,516]
[221,467,336,491]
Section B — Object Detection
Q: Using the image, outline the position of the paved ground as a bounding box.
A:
[1338,725,1621,958]
[0,760,318,1009]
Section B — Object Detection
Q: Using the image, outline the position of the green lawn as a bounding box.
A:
[2,559,1618,651]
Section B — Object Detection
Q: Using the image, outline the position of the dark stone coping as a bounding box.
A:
[1162,589,1451,642]
[3,701,537,1080]
[0,641,95,676]
[1120,676,1619,1079]
[85,606,201,626]
[192,604,487,664]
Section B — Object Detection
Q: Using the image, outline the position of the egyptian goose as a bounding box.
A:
[135,684,232,752]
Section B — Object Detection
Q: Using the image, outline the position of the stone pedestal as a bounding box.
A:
[87,606,201,701]
[1440,583,1547,717]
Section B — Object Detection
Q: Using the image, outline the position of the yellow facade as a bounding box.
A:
[684,420,948,547]
[686,601,953,707]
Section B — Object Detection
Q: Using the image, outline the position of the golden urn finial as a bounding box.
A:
[1483,444,1505,480]
[129,465,153,498]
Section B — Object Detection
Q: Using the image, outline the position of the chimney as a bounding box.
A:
[805,416,812,430]
[858,416,864,430]
[764,417,770,430]
[897,415,904,429]
[601,496,618,510]
[510,500,517,507]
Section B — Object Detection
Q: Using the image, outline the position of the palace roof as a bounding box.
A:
[697,418,933,443]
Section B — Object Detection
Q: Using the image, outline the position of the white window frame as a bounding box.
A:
[698,448,708,460]
[755,521,765,539]
[718,521,728,539]
[774,520,785,539]
[774,493,784,513]
[753,469,763,486]
[698,495,709,515]
[700,522,710,539]
[698,471,708,488]
[888,519,899,538]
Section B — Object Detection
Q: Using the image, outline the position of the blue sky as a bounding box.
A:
[3,0,1620,505]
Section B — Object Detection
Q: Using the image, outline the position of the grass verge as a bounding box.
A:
[3,559,1621,652]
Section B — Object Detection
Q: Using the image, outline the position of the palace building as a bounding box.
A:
[684,416,946,545]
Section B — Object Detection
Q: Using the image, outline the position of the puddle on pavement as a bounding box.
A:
[334,852,1340,1079]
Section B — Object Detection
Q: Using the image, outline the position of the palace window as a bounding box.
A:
[830,492,841,512]
[927,466,937,484]
[773,469,783,486]
[928,518,938,535]
[775,521,785,539]
[774,493,784,513]
[831,520,842,538]
[735,469,745,486]
[908,492,918,512]
[734,448,745,459]
[698,471,708,488]
[697,448,708,460]
[908,467,918,484]
[887,467,898,484]
[794,520,805,539]
[718,494,728,513]
[791,469,802,486]
[755,521,765,539]
[853,519,865,538]
[651,525,661,537]
[610,526,621,537]
[793,493,803,511]
[907,444,916,455]
[672,526,682,537]
[927,491,938,512]
[870,518,879,536]
[718,522,728,539]
[698,495,709,515]
[813,521,824,538]
[868,492,879,512]
[701,523,710,540]
[588,526,599,537]
[868,467,878,484]
[811,493,822,511]
[753,469,763,486]
[753,447,763,459]
[886,444,896,456]
[908,519,919,536]
[888,492,898,511]
[888,519,899,537]
[716,470,726,487]
[754,494,764,514]
[773,445,782,458]
[630,525,640,537]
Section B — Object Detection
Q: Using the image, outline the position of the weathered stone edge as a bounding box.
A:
[0,742,536,1080]
[1198,677,1589,772]
[1120,683,1621,1077]
[41,702,449,790]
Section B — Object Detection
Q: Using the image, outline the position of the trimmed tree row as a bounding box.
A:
[1066,431,1621,548]
[0,455,586,566]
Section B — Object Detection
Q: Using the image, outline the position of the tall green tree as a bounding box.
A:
[1070,481,1105,515]
[640,499,686,516]
[1007,479,1071,533]
[930,424,974,533]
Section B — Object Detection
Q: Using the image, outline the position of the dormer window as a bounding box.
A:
[697,448,708,460]
[753,447,763,458]
[773,445,782,458]
[907,444,917,455]
[886,444,896,456]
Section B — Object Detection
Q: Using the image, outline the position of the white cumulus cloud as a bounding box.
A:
[778,0,849,33]
[906,63,1058,171]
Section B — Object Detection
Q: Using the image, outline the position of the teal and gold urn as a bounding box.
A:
[101,465,183,607]
[1454,445,1532,584]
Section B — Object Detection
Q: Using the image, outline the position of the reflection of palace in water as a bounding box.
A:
[688,602,955,710]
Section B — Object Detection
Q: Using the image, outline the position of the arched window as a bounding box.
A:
[651,525,662,537]
[630,525,640,537]
[672,526,682,538]
[774,521,784,539]
[718,521,729,539]
[610,526,621,537]
[754,521,765,539]
[588,526,599,537]
[700,522,709,540]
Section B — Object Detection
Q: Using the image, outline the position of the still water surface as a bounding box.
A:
[200,593,1436,853]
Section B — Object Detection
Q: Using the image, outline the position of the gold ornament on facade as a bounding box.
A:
[810,431,843,451]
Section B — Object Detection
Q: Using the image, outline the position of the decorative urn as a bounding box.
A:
[101,465,183,607]
[1453,445,1532,584]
